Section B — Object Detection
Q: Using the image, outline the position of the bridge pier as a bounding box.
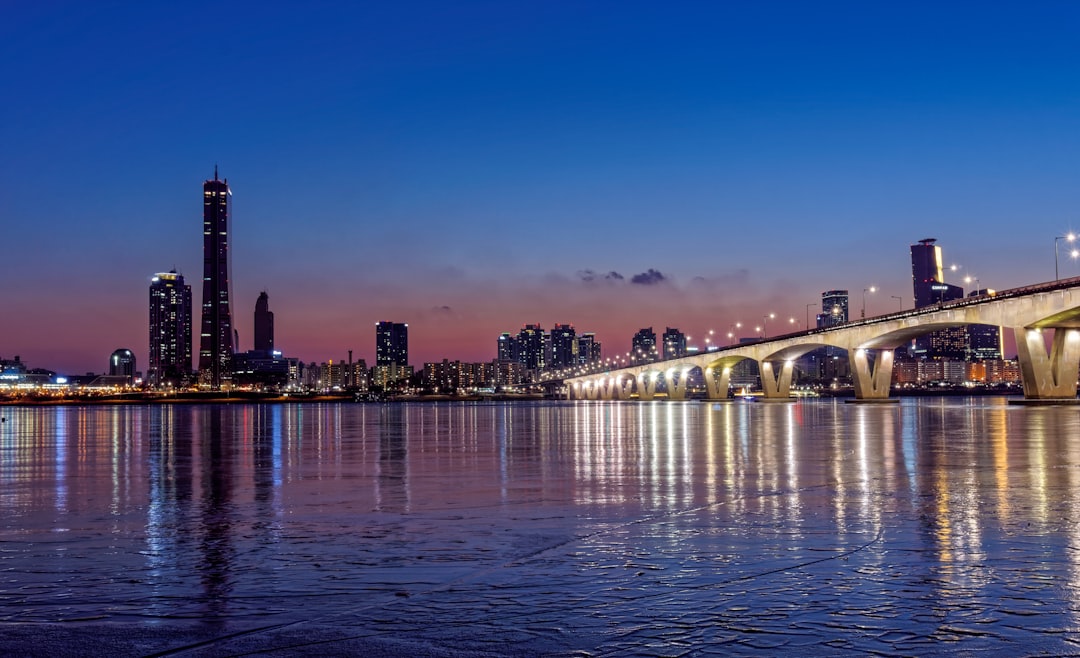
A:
[759,360,794,399]
[615,376,635,400]
[1014,327,1080,400]
[663,368,692,401]
[851,349,894,400]
[636,372,660,401]
[704,366,732,400]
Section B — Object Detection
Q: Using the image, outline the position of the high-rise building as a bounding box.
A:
[198,168,235,389]
[497,332,519,362]
[254,291,274,353]
[148,271,192,387]
[576,333,601,365]
[109,349,136,383]
[376,322,409,366]
[631,328,658,364]
[550,324,577,368]
[910,238,965,359]
[818,290,849,327]
[517,324,545,371]
[662,327,687,359]
[911,238,963,308]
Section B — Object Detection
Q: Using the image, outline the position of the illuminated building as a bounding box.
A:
[148,271,192,387]
[376,322,409,366]
[631,328,658,364]
[576,333,601,365]
[108,349,136,383]
[517,324,545,371]
[910,238,965,359]
[817,290,849,327]
[662,327,687,359]
[550,324,577,368]
[254,291,274,353]
[198,168,235,389]
[497,332,518,362]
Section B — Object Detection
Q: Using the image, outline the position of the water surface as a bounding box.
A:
[2,399,1080,655]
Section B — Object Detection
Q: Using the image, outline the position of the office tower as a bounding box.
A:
[818,290,849,327]
[497,332,519,362]
[376,322,409,366]
[254,291,274,353]
[631,328,658,364]
[109,349,136,382]
[910,238,963,308]
[910,238,965,359]
[148,270,192,387]
[662,327,687,359]
[576,333,601,365]
[198,168,235,389]
[550,324,577,368]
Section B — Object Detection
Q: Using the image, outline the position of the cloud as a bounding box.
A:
[630,269,666,285]
[432,305,453,314]
[578,269,625,283]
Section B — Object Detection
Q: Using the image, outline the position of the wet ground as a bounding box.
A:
[3,399,1080,655]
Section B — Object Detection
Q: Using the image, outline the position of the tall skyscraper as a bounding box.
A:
[550,324,577,368]
[576,332,601,366]
[662,327,687,359]
[376,322,409,366]
[148,270,192,387]
[254,291,274,353]
[198,168,235,389]
[517,324,546,371]
[910,238,966,359]
[818,290,849,327]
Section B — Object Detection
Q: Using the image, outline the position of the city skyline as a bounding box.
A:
[3,3,1080,375]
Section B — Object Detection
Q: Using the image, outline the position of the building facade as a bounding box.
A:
[148,270,192,387]
[631,328,658,364]
[254,291,274,353]
[549,324,577,369]
[198,169,235,389]
[662,327,687,359]
[376,322,409,366]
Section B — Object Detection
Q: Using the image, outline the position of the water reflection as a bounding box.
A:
[2,399,1080,654]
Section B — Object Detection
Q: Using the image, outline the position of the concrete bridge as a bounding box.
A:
[564,275,1080,402]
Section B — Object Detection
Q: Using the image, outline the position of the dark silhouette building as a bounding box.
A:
[109,348,136,383]
[910,238,967,359]
[631,328,658,364]
[198,168,235,389]
[576,332,601,366]
[516,324,545,371]
[376,322,409,366]
[254,291,274,353]
[550,324,576,368]
[662,327,687,359]
[148,271,192,387]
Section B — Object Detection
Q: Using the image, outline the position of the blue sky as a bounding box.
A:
[2,1,1080,373]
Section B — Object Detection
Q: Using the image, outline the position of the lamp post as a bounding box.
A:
[728,322,742,344]
[762,313,775,338]
[806,303,816,329]
[891,295,902,311]
[861,286,876,319]
[1056,233,1078,280]
[964,275,981,296]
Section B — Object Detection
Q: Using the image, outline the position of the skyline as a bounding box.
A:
[3,2,1080,375]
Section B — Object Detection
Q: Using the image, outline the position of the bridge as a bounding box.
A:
[563,275,1080,402]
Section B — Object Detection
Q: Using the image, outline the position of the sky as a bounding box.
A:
[2,1,1080,375]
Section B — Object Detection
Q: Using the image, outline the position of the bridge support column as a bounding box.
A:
[1014,327,1080,400]
[615,376,635,400]
[636,373,659,401]
[584,380,602,400]
[663,369,691,401]
[851,349,894,400]
[704,366,732,400]
[759,360,794,399]
[599,378,619,401]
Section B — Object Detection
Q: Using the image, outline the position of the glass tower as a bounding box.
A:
[198,168,234,389]
[148,270,192,387]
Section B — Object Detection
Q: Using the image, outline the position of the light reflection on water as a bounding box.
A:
[2,398,1080,653]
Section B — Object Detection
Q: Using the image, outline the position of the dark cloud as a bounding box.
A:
[630,269,666,285]
[578,269,624,283]
[432,305,453,314]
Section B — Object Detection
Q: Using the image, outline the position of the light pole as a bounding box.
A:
[762,313,775,338]
[728,322,742,344]
[805,303,816,329]
[861,286,876,319]
[1056,233,1078,280]
[964,275,981,296]
[891,295,902,311]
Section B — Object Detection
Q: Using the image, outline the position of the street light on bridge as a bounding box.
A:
[891,295,903,311]
[805,303,816,329]
[1056,233,1078,280]
[761,313,775,338]
[861,286,877,319]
